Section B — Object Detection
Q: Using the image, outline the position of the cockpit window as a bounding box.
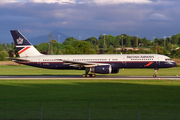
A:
[165,58,171,61]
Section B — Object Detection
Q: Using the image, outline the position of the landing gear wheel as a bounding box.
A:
[82,74,96,77]
[86,74,90,77]
[153,74,157,78]
[153,68,158,78]
[92,74,96,77]
[83,67,96,77]
[82,74,89,77]
[82,74,86,78]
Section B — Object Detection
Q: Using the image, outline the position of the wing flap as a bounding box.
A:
[61,59,110,68]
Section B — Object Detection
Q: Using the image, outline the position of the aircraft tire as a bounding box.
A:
[82,74,86,78]
[153,74,157,78]
[82,74,96,77]
[86,74,90,77]
[92,74,96,77]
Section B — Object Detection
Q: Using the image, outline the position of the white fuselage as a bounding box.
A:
[16,54,176,70]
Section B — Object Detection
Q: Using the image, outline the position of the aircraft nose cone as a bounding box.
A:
[173,62,177,67]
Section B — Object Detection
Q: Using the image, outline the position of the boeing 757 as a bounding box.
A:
[8,30,176,77]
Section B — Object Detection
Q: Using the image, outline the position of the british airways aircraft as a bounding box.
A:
[9,30,176,77]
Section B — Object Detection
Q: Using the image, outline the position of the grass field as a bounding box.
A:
[0,65,180,119]
[1,80,180,119]
[1,80,180,109]
[0,65,180,76]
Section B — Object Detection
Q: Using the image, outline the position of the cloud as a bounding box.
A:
[0,0,19,4]
[0,0,180,43]
[30,0,76,4]
[147,13,171,21]
[0,2,152,39]
[6,0,152,4]
[0,0,175,5]
[89,0,152,4]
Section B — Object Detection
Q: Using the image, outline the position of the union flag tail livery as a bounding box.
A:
[10,30,42,57]
[9,30,176,78]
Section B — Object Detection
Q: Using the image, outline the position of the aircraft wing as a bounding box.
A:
[60,59,110,68]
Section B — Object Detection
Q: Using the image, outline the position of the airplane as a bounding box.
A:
[8,30,176,77]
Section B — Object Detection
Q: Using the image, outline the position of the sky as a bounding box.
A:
[0,0,180,43]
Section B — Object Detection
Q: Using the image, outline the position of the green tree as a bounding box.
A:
[108,45,115,54]
[65,45,75,54]
[85,37,98,45]
[51,40,65,54]
[2,43,6,50]
[171,35,178,45]
[0,50,9,61]
[6,43,11,51]
[114,36,120,48]
[131,36,136,47]
[35,42,48,54]
[137,48,146,54]
[98,35,104,48]
[142,37,147,47]
[104,35,116,48]
[72,41,96,54]
[125,36,131,47]
[63,37,77,46]
[93,45,99,52]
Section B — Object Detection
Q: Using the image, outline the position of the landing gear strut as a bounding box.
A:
[153,68,159,78]
[82,67,96,77]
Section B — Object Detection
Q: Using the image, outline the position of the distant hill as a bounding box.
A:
[29,30,69,45]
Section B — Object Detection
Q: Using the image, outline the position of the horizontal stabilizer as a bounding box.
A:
[6,57,30,62]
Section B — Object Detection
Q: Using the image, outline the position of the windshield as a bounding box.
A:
[165,58,172,61]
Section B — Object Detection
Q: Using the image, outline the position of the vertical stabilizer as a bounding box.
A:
[10,30,42,57]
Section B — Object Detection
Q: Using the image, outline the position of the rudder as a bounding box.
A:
[10,30,42,57]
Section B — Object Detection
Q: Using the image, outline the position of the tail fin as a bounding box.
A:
[10,30,42,57]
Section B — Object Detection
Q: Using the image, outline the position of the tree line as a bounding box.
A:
[1,33,180,61]
[35,34,180,56]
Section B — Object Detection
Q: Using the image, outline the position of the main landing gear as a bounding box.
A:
[153,68,159,78]
[82,67,96,78]
[82,74,96,78]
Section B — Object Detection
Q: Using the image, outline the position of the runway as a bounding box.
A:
[0,75,180,80]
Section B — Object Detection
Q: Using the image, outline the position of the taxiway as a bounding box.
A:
[0,76,179,80]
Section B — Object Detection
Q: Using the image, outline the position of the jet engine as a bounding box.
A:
[91,65,112,74]
[111,68,120,73]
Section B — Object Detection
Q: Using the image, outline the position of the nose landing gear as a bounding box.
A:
[153,68,159,78]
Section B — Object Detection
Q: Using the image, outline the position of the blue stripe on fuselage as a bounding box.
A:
[17,61,176,70]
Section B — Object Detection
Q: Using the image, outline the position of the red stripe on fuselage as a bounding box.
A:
[145,62,153,66]
[18,47,30,54]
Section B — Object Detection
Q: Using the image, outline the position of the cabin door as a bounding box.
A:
[122,57,126,66]
[37,59,41,66]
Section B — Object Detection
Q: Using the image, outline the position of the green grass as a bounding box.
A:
[0,80,180,119]
[0,66,180,119]
[0,65,179,76]
[1,80,180,109]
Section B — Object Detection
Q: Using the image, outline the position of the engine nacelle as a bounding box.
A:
[111,68,119,73]
[91,65,112,74]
